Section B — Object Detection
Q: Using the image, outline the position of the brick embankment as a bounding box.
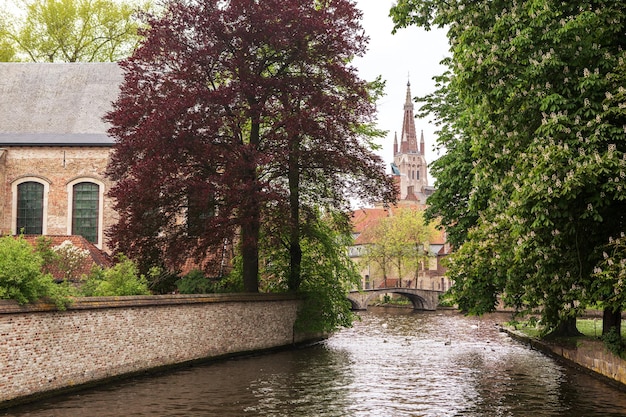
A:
[504,327,626,389]
[0,294,316,408]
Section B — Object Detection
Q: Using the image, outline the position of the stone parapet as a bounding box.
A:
[0,294,309,408]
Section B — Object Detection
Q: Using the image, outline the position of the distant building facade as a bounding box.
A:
[0,63,122,251]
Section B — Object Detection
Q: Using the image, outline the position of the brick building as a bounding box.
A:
[0,63,122,252]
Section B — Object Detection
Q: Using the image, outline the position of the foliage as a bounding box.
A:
[176,269,210,294]
[81,255,150,296]
[105,0,396,293]
[38,238,91,281]
[260,208,359,333]
[176,268,243,294]
[0,235,73,308]
[591,234,626,315]
[391,0,626,332]
[0,0,150,62]
[601,327,624,357]
[144,266,179,294]
[359,207,439,285]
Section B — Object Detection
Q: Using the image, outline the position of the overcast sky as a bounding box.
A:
[353,1,450,177]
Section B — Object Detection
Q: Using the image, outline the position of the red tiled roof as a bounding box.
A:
[21,235,112,281]
[351,206,447,246]
[351,207,390,234]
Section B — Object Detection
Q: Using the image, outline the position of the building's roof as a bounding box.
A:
[351,205,447,246]
[21,235,113,281]
[351,207,390,235]
[0,62,122,136]
[0,133,114,146]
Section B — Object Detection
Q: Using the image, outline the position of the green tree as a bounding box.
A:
[105,0,395,293]
[391,0,626,335]
[359,214,394,286]
[360,208,438,287]
[392,208,439,287]
[82,255,150,296]
[0,0,149,62]
[260,208,360,333]
[0,235,73,308]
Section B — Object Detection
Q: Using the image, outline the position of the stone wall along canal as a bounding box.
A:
[5,308,626,417]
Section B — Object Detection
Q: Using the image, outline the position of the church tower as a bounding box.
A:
[391,81,429,203]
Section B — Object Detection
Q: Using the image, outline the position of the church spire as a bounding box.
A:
[420,129,425,156]
[393,131,398,155]
[400,80,418,153]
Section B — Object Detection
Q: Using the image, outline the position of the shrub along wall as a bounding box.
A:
[0,293,308,407]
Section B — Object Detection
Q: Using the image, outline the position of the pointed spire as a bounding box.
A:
[420,130,425,156]
[393,131,398,155]
[404,80,412,109]
[400,80,418,153]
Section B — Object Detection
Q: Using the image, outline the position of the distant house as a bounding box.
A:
[0,63,122,252]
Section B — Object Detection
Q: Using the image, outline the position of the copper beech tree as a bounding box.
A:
[105,0,396,292]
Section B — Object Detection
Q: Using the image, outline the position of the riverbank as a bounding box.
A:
[0,294,319,409]
[502,325,626,390]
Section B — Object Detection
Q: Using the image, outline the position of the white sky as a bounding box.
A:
[353,1,450,177]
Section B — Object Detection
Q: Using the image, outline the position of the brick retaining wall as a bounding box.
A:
[0,294,309,407]
[505,328,626,389]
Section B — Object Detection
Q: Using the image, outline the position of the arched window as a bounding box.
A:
[71,182,100,243]
[16,181,44,234]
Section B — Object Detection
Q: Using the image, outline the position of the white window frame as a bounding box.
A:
[11,176,50,235]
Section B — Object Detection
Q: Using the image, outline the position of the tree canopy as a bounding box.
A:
[0,0,149,62]
[392,0,626,333]
[359,207,439,286]
[106,0,396,292]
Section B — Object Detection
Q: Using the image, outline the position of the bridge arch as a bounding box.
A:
[347,288,441,311]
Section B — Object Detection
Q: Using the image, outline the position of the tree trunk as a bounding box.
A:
[287,135,301,291]
[241,218,260,293]
[603,307,622,337]
[240,119,261,293]
[549,316,582,337]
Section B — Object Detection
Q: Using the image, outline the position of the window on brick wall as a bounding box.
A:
[67,178,105,248]
[72,182,100,244]
[16,181,44,234]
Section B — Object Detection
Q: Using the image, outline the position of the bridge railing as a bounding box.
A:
[361,277,442,292]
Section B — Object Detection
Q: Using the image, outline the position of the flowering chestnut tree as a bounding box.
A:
[105,0,396,292]
[392,0,626,334]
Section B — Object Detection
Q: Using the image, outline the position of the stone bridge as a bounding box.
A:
[347,288,443,311]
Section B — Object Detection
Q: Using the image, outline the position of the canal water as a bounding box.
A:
[5,308,626,416]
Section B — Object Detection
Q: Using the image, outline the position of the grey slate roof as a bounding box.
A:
[0,133,113,146]
[0,62,122,146]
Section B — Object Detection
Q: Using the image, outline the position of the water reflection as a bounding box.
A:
[5,308,626,417]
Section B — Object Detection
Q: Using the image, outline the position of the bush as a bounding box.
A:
[81,256,150,297]
[176,269,211,294]
[601,327,625,357]
[0,235,73,308]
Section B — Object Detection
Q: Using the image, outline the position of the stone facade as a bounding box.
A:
[0,294,307,407]
[0,63,122,251]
